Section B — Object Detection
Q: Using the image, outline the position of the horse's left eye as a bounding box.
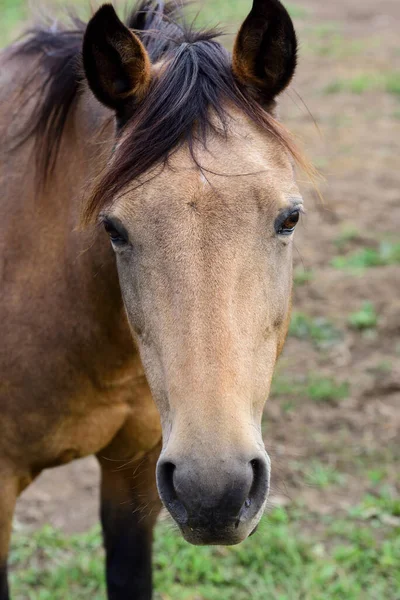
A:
[103,218,128,245]
[277,209,300,235]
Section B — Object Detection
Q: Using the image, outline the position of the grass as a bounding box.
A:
[289,312,341,348]
[1,0,26,44]
[348,302,378,331]
[271,373,349,405]
[10,499,400,600]
[0,0,309,50]
[324,72,400,96]
[332,242,400,270]
[304,460,345,489]
[4,1,399,599]
[293,267,314,286]
[349,486,400,521]
[333,226,360,250]
[305,30,367,59]
[307,376,349,403]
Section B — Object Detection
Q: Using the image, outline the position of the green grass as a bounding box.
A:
[10,501,400,600]
[304,460,345,489]
[306,376,349,403]
[349,486,400,521]
[271,373,349,404]
[324,72,400,96]
[386,72,400,96]
[1,0,26,44]
[0,0,309,49]
[293,267,314,286]
[348,302,378,331]
[289,312,341,347]
[306,31,366,59]
[333,226,360,250]
[332,242,400,270]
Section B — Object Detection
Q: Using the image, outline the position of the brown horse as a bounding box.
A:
[0,1,308,598]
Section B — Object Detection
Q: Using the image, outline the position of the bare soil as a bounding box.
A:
[15,0,400,533]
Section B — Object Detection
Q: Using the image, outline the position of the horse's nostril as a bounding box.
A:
[237,457,269,524]
[156,460,188,526]
[157,461,176,503]
[249,458,269,504]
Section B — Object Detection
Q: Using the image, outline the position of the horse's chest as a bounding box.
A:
[43,381,161,469]
[47,401,130,465]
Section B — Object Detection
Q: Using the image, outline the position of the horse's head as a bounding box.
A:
[82,0,304,545]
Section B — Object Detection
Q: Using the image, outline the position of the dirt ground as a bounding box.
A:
[15,0,400,534]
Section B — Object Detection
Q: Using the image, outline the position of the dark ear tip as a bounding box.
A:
[86,4,121,31]
[84,4,126,52]
[95,3,118,17]
[250,0,295,27]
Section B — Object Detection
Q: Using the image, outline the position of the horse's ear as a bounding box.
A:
[232,0,297,105]
[82,4,151,116]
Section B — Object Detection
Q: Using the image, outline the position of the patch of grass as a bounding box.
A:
[348,302,378,331]
[270,374,304,398]
[270,373,349,405]
[369,360,392,374]
[285,3,309,19]
[334,226,360,250]
[324,74,378,95]
[386,72,400,96]
[332,242,400,269]
[0,0,26,45]
[289,312,341,347]
[293,267,314,286]
[306,376,349,403]
[9,526,105,599]
[367,469,387,486]
[10,503,400,600]
[349,486,400,521]
[307,33,365,59]
[324,72,400,96]
[304,460,345,489]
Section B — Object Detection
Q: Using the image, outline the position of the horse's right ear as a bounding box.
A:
[82,4,151,117]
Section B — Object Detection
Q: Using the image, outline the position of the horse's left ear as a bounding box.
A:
[232,0,297,105]
[82,4,151,118]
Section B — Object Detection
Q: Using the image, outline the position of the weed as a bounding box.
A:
[324,72,400,96]
[350,487,400,520]
[332,242,400,269]
[367,469,387,486]
[270,374,304,398]
[294,268,314,286]
[348,302,378,330]
[386,72,400,95]
[9,503,400,600]
[305,460,345,488]
[306,376,349,403]
[334,226,360,250]
[289,312,341,347]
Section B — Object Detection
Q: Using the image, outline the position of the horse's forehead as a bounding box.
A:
[136,123,296,206]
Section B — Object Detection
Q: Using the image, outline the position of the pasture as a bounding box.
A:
[2,0,400,598]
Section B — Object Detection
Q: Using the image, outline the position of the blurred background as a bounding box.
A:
[2,0,399,598]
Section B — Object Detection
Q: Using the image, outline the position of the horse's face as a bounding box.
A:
[83,0,302,544]
[106,124,300,543]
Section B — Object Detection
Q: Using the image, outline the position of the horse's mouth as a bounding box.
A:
[249,524,259,537]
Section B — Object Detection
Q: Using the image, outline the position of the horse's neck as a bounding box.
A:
[0,53,139,386]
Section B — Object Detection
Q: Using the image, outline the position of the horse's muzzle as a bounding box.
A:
[156,454,269,545]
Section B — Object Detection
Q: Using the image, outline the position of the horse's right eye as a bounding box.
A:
[103,218,128,245]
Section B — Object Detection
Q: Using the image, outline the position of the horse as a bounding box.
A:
[0,1,309,598]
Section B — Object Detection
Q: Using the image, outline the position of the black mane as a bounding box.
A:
[11,1,213,181]
[8,1,304,218]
